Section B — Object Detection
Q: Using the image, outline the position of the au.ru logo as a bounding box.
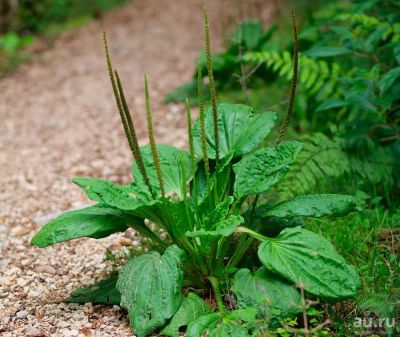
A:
[354,317,396,329]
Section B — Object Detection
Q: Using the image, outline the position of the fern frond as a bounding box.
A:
[277,133,350,199]
[244,51,343,101]
[278,133,398,199]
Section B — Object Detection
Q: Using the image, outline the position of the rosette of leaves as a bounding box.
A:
[31,9,360,337]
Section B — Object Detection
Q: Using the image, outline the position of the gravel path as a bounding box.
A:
[0,1,275,336]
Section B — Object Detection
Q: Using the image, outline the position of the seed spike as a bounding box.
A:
[114,71,154,197]
[198,65,212,198]
[185,98,197,201]
[103,32,127,136]
[204,7,219,167]
[103,33,153,194]
[276,7,299,145]
[204,8,219,205]
[185,98,196,177]
[144,75,165,196]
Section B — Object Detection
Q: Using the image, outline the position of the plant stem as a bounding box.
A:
[215,237,229,269]
[235,226,268,241]
[227,195,260,267]
[197,65,212,202]
[208,240,218,271]
[227,236,253,269]
[191,245,209,276]
[185,98,198,206]
[208,276,225,312]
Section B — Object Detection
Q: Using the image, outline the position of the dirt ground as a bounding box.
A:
[0,1,276,336]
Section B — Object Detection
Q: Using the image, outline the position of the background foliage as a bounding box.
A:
[164,1,400,334]
[167,0,400,204]
[0,0,129,76]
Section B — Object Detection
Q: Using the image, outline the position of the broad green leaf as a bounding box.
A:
[160,293,211,337]
[186,215,244,238]
[117,245,186,337]
[160,200,196,240]
[66,275,120,305]
[73,177,164,225]
[202,196,234,229]
[31,205,130,248]
[233,141,302,199]
[195,155,232,214]
[231,267,301,319]
[224,307,257,322]
[263,194,357,218]
[186,313,220,337]
[186,308,256,337]
[257,216,304,238]
[209,322,250,337]
[257,227,360,301]
[73,177,157,211]
[193,103,276,159]
[132,145,192,200]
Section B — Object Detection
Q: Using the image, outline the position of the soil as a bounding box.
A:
[0,1,276,336]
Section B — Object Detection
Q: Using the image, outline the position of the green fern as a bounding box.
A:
[277,134,398,199]
[244,51,342,100]
[277,134,349,199]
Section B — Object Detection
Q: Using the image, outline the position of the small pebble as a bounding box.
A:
[17,278,29,287]
[16,310,29,319]
[36,265,56,274]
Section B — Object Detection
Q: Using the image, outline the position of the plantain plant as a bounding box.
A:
[31,9,361,337]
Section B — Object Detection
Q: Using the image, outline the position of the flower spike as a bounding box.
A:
[198,65,212,198]
[204,7,220,167]
[103,32,153,196]
[276,8,299,145]
[144,75,165,197]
